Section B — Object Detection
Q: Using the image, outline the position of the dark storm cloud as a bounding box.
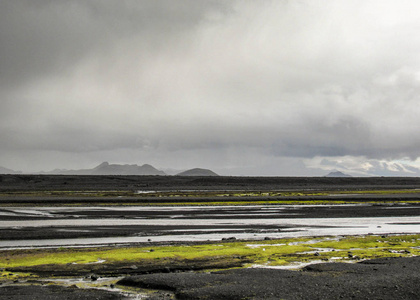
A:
[0,0,226,89]
[1,0,420,174]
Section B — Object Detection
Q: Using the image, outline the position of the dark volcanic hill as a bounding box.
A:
[176,168,219,176]
[47,162,166,176]
[91,162,166,175]
[325,171,352,177]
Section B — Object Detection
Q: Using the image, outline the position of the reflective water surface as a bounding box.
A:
[1,204,420,248]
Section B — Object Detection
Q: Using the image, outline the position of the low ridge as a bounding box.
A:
[177,168,219,176]
[0,166,21,174]
[325,171,352,177]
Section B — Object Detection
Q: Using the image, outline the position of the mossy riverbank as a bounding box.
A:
[2,234,420,280]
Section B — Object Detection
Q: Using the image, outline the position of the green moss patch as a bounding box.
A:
[2,234,420,277]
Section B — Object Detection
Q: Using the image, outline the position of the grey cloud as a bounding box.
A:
[0,0,227,89]
[309,156,420,177]
[1,0,420,174]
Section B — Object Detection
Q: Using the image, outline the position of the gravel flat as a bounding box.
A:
[119,256,420,299]
[0,284,128,300]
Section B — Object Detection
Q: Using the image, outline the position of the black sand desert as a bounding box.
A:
[1,175,420,299]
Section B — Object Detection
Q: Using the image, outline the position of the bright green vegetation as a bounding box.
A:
[1,234,420,273]
[0,270,34,280]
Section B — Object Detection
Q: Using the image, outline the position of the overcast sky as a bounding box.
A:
[1,0,420,176]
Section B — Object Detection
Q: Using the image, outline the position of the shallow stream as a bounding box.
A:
[1,204,420,248]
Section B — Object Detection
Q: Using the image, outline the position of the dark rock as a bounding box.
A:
[90,274,99,281]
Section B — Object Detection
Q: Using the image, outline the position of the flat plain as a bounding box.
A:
[1,174,420,299]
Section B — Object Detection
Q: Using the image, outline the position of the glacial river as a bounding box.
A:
[1,204,420,248]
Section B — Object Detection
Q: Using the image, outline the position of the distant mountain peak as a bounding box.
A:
[325,171,352,177]
[94,162,110,169]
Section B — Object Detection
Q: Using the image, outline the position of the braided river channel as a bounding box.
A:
[2,204,420,249]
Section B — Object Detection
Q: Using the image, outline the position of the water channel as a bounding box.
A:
[1,204,420,248]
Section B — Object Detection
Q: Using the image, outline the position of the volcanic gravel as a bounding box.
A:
[0,284,128,300]
[2,174,420,192]
[119,256,420,299]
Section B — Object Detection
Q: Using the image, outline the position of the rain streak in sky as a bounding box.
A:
[1,0,420,176]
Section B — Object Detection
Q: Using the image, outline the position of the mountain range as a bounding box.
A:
[0,162,218,176]
[47,162,166,176]
[0,166,21,174]
[2,161,420,177]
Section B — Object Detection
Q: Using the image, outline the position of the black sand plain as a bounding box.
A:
[1,175,420,299]
[120,256,420,300]
[2,174,420,192]
[2,256,420,299]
